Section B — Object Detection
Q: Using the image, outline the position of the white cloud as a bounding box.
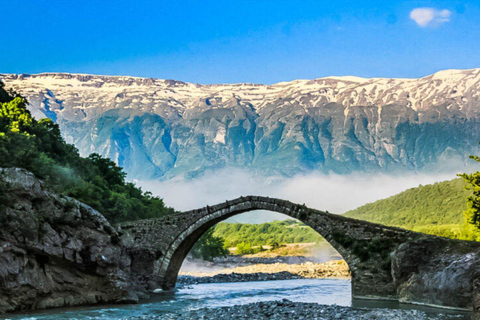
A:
[410,7,451,27]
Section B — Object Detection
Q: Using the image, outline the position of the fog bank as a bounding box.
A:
[138,169,460,223]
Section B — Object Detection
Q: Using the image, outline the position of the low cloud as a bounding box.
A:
[410,7,451,27]
[138,169,460,223]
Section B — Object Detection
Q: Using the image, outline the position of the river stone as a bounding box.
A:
[128,300,468,320]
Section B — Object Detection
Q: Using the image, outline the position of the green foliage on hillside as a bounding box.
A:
[212,219,324,248]
[235,242,267,255]
[0,82,174,223]
[343,178,477,240]
[459,151,480,239]
[190,228,229,261]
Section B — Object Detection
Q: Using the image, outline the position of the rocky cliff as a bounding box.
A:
[1,69,480,179]
[391,237,480,311]
[0,168,140,313]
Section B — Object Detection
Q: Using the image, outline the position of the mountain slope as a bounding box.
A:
[1,69,480,179]
[343,178,474,239]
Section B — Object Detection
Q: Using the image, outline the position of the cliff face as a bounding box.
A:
[391,237,480,310]
[0,168,139,313]
[1,70,480,179]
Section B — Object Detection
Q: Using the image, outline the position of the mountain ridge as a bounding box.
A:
[6,67,480,84]
[4,68,480,114]
[1,69,480,179]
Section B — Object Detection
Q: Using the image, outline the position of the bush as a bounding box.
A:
[235,242,264,255]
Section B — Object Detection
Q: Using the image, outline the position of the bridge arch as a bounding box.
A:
[159,197,354,289]
[118,196,422,300]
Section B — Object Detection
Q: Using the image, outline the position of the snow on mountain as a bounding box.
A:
[1,69,480,179]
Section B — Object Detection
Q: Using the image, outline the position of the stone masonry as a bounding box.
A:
[117,196,480,312]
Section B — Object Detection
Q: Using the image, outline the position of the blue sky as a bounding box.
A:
[2,0,479,84]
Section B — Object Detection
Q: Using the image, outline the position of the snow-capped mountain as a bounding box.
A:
[1,69,480,179]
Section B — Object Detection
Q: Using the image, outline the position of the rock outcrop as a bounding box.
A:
[1,70,480,179]
[391,237,480,310]
[0,168,139,313]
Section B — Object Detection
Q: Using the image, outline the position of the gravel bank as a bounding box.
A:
[178,260,349,286]
[177,271,304,285]
[129,300,468,320]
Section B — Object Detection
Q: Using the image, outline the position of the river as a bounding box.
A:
[0,279,471,320]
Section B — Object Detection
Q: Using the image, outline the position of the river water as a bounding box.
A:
[1,279,471,320]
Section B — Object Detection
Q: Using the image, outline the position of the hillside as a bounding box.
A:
[207,179,476,249]
[213,220,324,248]
[1,70,480,179]
[343,178,474,239]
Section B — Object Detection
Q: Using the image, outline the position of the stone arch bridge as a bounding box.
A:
[117,196,480,309]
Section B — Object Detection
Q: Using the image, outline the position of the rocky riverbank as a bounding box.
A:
[129,300,469,320]
[178,260,349,285]
[178,271,304,285]
[0,168,141,313]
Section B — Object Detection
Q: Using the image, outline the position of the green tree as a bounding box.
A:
[0,97,34,132]
[459,152,480,239]
[236,242,254,255]
[87,153,127,187]
[190,228,229,261]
